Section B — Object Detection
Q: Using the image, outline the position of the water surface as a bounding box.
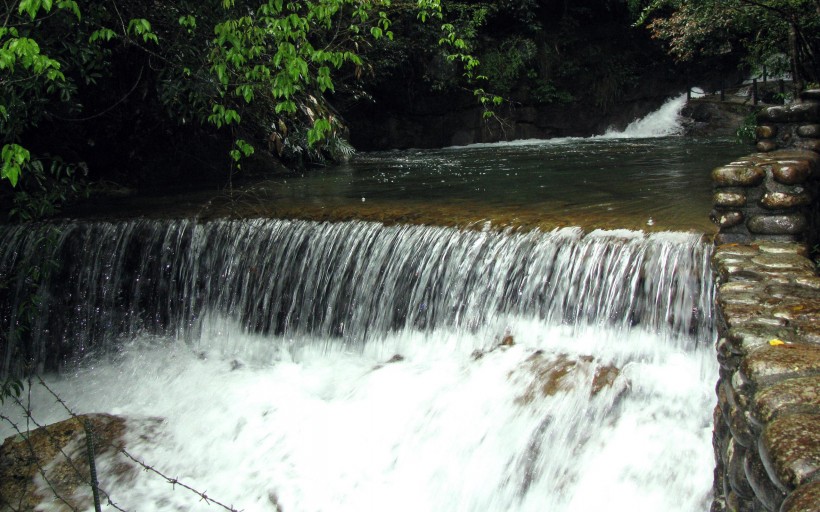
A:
[254,136,746,231]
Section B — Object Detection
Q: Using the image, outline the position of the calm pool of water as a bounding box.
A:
[71,135,749,233]
[232,136,748,232]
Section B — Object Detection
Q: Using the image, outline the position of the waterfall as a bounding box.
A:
[601,94,688,139]
[0,218,718,512]
[0,219,713,373]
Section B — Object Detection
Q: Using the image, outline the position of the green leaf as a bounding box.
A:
[2,144,31,187]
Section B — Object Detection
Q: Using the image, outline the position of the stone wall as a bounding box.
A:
[710,90,820,512]
[711,89,820,250]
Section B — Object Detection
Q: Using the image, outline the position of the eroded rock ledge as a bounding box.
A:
[712,242,820,512]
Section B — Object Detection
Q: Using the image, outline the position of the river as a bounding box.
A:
[0,96,749,511]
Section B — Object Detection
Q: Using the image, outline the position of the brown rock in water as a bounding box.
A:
[711,210,744,228]
[757,140,778,152]
[772,162,813,185]
[796,139,820,153]
[511,352,623,405]
[500,334,515,347]
[796,124,820,138]
[0,414,134,512]
[760,192,812,210]
[747,214,807,235]
[712,165,766,187]
[757,125,778,139]
[713,192,747,208]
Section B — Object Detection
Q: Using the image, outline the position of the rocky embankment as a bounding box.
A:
[710,89,820,512]
[712,242,820,512]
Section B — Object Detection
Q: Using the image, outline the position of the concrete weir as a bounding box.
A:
[710,90,820,512]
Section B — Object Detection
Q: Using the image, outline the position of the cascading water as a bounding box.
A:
[0,218,717,512]
[602,94,688,138]
[0,219,712,370]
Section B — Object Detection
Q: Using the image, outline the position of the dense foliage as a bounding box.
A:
[632,0,820,89]
[2,0,503,218]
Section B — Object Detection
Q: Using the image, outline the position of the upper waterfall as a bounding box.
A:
[601,94,688,139]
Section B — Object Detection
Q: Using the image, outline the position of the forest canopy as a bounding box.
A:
[3,0,819,219]
[1,0,498,217]
[631,0,820,88]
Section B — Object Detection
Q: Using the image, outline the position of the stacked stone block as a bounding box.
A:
[710,150,818,245]
[711,243,820,512]
[710,89,820,512]
[756,90,820,154]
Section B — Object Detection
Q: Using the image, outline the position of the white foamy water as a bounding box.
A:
[2,318,716,512]
[601,94,687,139]
[446,93,688,150]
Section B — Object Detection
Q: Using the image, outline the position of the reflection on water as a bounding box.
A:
[237,136,748,232]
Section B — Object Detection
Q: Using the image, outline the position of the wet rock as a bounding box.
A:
[757,140,779,152]
[759,413,820,491]
[727,326,799,357]
[760,192,812,210]
[713,210,745,228]
[753,376,820,424]
[759,106,790,123]
[721,380,756,448]
[794,323,820,345]
[772,163,812,185]
[372,353,405,369]
[766,149,820,164]
[591,365,621,395]
[715,192,748,208]
[796,124,820,138]
[751,253,815,272]
[788,102,820,123]
[713,165,766,187]
[744,444,788,511]
[0,414,135,512]
[721,303,771,330]
[747,215,807,236]
[741,343,820,388]
[720,281,765,295]
[764,284,820,302]
[718,290,767,307]
[757,125,778,139]
[719,265,795,286]
[796,139,820,153]
[762,102,820,123]
[511,352,623,404]
[725,490,756,512]
[794,276,820,290]
[717,337,743,371]
[727,440,755,499]
[771,300,820,323]
[715,243,761,258]
[780,482,820,512]
[756,242,809,257]
[715,233,753,245]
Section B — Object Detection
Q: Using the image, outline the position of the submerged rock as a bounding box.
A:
[510,351,624,404]
[0,414,134,512]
